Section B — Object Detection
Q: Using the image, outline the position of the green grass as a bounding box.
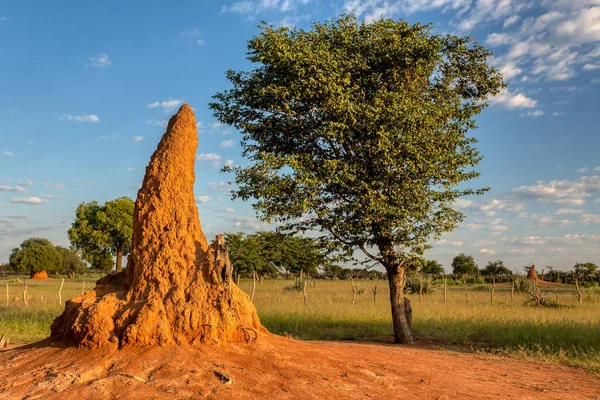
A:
[1,276,599,373]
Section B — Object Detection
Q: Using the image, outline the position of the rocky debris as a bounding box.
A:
[51,104,261,349]
[30,270,49,280]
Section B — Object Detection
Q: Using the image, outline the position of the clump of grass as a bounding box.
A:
[283,278,305,292]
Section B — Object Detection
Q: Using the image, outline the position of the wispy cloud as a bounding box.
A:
[196,195,210,203]
[133,136,144,142]
[147,119,167,127]
[490,88,537,109]
[219,140,234,148]
[181,28,206,46]
[11,197,47,205]
[197,153,222,161]
[59,114,99,122]
[86,53,111,68]
[73,180,93,185]
[0,185,26,192]
[3,151,15,157]
[44,183,64,189]
[146,99,183,112]
[17,179,33,186]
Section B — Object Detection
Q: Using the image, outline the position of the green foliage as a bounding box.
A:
[513,277,532,293]
[226,231,330,277]
[8,238,62,273]
[283,277,306,292]
[573,262,598,278]
[54,246,87,273]
[404,274,434,294]
[452,253,478,275]
[68,197,134,271]
[210,14,504,271]
[482,260,511,276]
[420,259,444,275]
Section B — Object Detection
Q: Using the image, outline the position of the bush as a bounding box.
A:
[283,278,305,292]
[513,277,532,293]
[404,274,434,294]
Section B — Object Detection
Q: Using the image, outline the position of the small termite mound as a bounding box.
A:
[50,104,262,349]
[30,270,49,280]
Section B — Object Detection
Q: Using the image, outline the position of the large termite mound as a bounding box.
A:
[51,104,261,349]
[31,270,49,279]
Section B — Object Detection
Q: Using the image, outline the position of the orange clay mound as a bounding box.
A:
[30,270,49,279]
[527,264,539,281]
[50,104,261,349]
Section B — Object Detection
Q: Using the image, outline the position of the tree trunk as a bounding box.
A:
[115,248,123,273]
[386,267,413,344]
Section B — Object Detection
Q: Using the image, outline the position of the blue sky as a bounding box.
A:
[1,0,600,273]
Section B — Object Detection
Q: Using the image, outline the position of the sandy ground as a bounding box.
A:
[0,334,598,399]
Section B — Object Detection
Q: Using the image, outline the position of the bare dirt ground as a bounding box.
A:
[1,333,598,400]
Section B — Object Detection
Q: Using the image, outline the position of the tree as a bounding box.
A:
[210,15,503,343]
[452,254,478,275]
[68,196,134,273]
[8,238,62,273]
[482,260,511,276]
[420,259,444,275]
[573,262,598,279]
[55,246,87,274]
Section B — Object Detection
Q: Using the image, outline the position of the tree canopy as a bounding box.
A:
[420,259,444,275]
[8,238,62,273]
[55,246,87,274]
[68,196,134,272]
[211,14,503,344]
[451,253,478,275]
[482,260,511,276]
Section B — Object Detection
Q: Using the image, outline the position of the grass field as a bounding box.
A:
[1,275,599,373]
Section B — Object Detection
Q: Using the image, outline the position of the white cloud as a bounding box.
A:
[224,159,234,168]
[490,225,509,231]
[222,0,312,16]
[59,114,99,122]
[509,248,536,255]
[216,207,236,213]
[512,175,600,205]
[552,111,565,116]
[504,15,520,28]
[181,29,206,46]
[74,180,93,185]
[197,121,205,133]
[17,179,33,186]
[0,185,25,192]
[196,196,210,203]
[197,153,222,161]
[521,110,545,118]
[219,140,234,148]
[133,136,144,142]
[126,167,135,172]
[490,88,537,109]
[147,119,167,127]
[11,197,46,205]
[44,183,64,189]
[42,194,62,199]
[147,99,183,112]
[555,208,584,215]
[479,248,496,255]
[86,53,111,68]
[577,167,589,173]
[580,213,600,224]
[3,151,15,157]
[209,181,231,191]
[487,33,513,47]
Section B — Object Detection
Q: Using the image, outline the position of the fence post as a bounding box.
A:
[58,277,64,305]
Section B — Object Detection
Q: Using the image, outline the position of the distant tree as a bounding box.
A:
[211,15,503,343]
[420,259,444,275]
[68,196,134,273]
[482,260,511,276]
[8,238,62,273]
[573,262,598,279]
[452,253,478,275]
[55,246,87,274]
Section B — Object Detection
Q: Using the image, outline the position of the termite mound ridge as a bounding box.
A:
[50,104,262,349]
[527,264,539,281]
[30,270,49,279]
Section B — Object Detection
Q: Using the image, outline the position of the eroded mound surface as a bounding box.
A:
[50,104,261,349]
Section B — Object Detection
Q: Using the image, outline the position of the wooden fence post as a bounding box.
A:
[464,280,468,303]
[491,278,496,303]
[372,278,381,305]
[5,283,8,307]
[58,277,64,305]
[511,280,515,303]
[251,271,256,302]
[22,282,28,306]
[575,274,583,304]
[443,275,447,304]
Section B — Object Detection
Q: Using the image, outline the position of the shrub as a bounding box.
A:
[404,274,434,294]
[283,278,305,292]
[513,277,532,293]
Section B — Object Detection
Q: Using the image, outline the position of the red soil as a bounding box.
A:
[0,335,598,399]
